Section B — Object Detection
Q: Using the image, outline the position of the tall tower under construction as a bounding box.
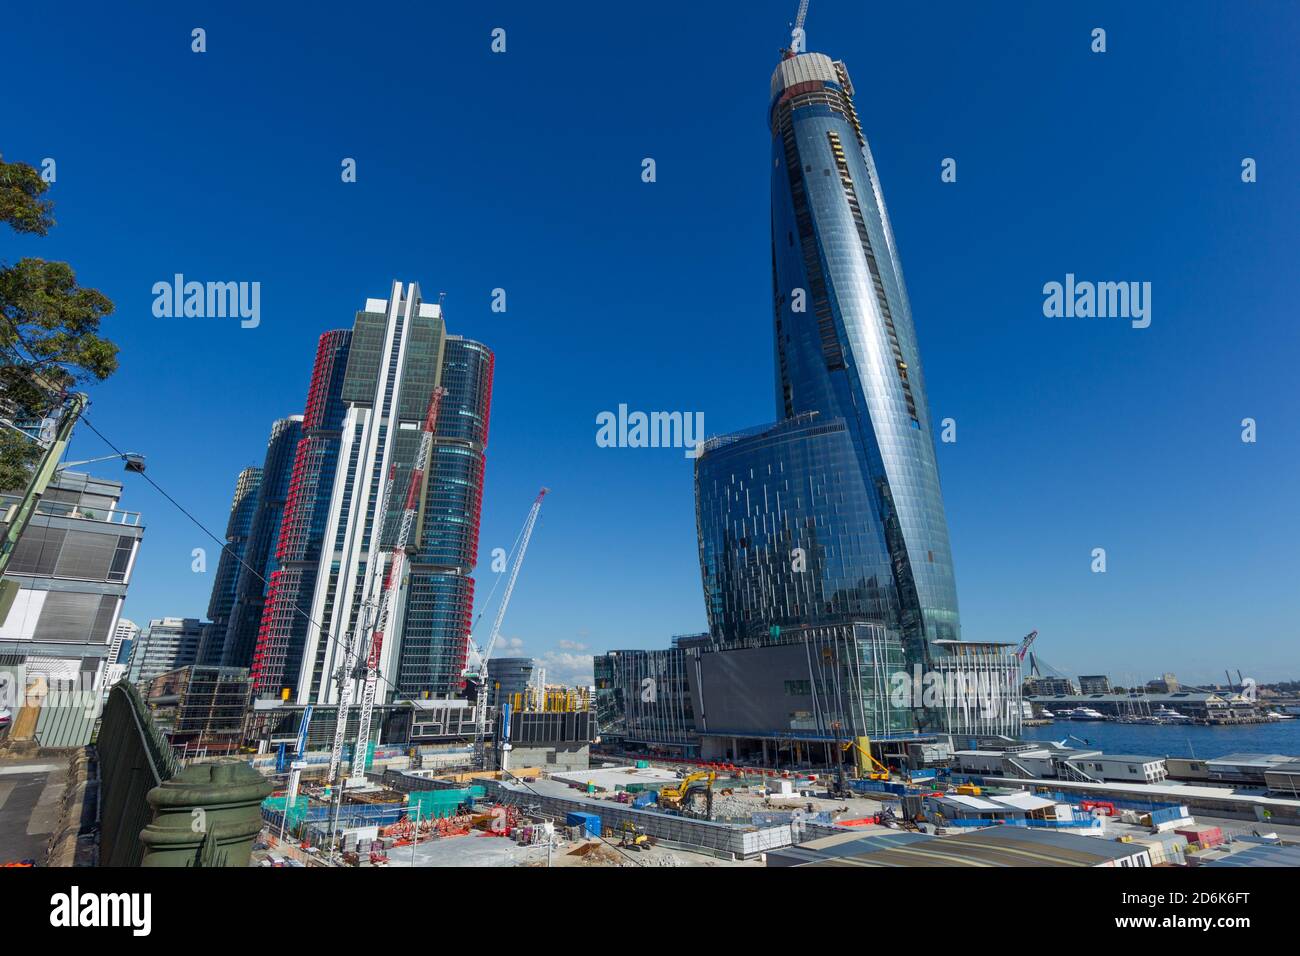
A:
[292,282,492,707]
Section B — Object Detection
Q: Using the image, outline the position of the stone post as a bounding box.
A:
[140,760,272,867]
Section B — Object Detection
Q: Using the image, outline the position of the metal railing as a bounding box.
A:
[0,494,142,526]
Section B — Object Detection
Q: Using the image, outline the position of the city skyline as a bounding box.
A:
[4,1,1297,686]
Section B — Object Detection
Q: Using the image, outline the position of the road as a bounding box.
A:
[0,760,67,865]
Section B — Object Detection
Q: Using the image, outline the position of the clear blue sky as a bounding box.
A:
[4,1,1297,686]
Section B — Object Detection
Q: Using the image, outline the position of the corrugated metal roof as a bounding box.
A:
[938,794,1006,811]
[1203,844,1300,867]
[990,792,1057,811]
[800,826,1148,868]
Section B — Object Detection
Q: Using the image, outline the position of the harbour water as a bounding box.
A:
[1019,720,1300,760]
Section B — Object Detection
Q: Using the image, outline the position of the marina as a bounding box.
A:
[1019,720,1300,761]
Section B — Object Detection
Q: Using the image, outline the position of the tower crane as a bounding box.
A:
[782,0,810,59]
[326,466,397,785]
[348,386,447,783]
[1014,629,1039,664]
[463,488,548,770]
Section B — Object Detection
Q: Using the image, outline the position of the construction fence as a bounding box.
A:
[482,779,796,859]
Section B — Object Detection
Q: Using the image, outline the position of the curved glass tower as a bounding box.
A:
[767,50,959,661]
[694,48,959,682]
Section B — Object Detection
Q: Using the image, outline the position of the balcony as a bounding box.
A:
[0,494,142,527]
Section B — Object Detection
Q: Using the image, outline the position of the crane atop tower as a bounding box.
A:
[783,0,811,59]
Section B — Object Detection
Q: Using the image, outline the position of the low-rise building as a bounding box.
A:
[1062,753,1169,784]
[128,617,206,685]
[144,664,251,756]
[0,472,144,692]
[1204,753,1296,787]
[1078,675,1112,694]
[1264,760,1300,796]
[775,826,1152,867]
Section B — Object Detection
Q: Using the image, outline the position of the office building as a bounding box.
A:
[1147,673,1181,694]
[219,416,303,668]
[144,664,252,755]
[107,617,139,667]
[1024,675,1076,697]
[250,329,352,698]
[295,282,493,707]
[487,657,537,699]
[0,471,143,691]
[197,466,262,665]
[764,47,960,662]
[1078,674,1112,695]
[629,36,973,753]
[127,617,205,685]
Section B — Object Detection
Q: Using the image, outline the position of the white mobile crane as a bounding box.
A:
[324,387,446,787]
[463,488,548,770]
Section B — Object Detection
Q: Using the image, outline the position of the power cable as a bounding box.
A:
[77,413,407,701]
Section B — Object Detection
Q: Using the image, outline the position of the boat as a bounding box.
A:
[1152,705,1192,722]
[1056,707,1107,721]
[1266,711,1295,721]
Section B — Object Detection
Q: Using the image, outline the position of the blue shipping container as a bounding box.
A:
[566,811,602,838]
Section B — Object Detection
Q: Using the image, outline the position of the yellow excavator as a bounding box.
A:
[843,736,891,781]
[618,821,652,851]
[656,771,716,818]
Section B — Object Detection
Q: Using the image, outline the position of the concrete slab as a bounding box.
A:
[550,765,682,790]
[0,767,63,863]
[387,832,549,868]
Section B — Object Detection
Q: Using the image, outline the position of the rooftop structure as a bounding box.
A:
[784,826,1152,867]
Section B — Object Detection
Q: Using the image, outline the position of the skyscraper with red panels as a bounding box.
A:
[279,283,494,706]
[249,329,352,697]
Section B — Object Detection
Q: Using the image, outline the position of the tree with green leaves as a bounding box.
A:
[0,154,118,491]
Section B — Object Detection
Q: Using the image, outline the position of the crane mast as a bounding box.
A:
[783,0,810,58]
[467,488,548,770]
[348,386,446,783]
[1014,629,1039,663]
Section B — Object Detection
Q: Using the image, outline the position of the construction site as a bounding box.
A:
[250,716,1300,869]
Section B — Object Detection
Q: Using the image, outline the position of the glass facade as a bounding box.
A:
[294,284,493,705]
[250,329,352,697]
[695,414,899,644]
[694,622,912,741]
[593,647,698,751]
[198,466,262,666]
[219,416,302,669]
[696,50,961,665]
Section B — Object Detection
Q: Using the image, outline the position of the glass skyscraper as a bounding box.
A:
[197,465,261,667]
[249,329,352,697]
[219,415,303,669]
[293,282,493,706]
[695,48,960,672]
